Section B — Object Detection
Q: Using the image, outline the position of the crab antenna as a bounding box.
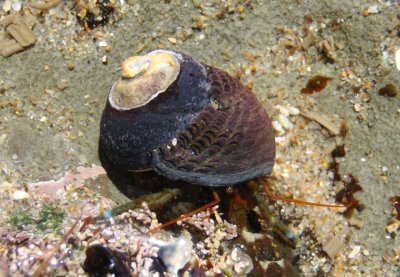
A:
[262,182,346,208]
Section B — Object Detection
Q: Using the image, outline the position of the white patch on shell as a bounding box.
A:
[109,49,183,111]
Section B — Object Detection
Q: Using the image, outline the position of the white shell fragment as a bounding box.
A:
[278,114,294,130]
[224,246,253,276]
[275,105,289,116]
[11,0,22,12]
[12,190,30,200]
[301,110,340,135]
[367,5,379,14]
[322,235,345,259]
[109,49,181,110]
[395,48,400,71]
[272,120,285,135]
[272,104,299,136]
[98,41,107,47]
[288,106,300,116]
[156,231,192,275]
[3,0,12,12]
[348,245,361,259]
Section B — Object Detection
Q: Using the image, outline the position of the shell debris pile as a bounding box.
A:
[0,12,36,57]
[271,104,299,137]
[0,169,246,276]
[178,207,239,275]
[265,97,397,275]
[0,0,124,59]
[268,108,348,274]
[3,204,164,276]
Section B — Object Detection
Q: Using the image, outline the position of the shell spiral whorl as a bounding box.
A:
[100,49,275,186]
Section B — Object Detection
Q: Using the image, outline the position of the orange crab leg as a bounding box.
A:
[229,188,248,212]
[262,183,346,208]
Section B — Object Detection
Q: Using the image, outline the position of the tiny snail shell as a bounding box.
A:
[100,49,275,186]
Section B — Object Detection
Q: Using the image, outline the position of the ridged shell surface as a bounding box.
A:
[100,49,275,186]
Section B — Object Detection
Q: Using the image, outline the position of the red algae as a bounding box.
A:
[378,84,397,98]
[390,196,400,220]
[301,75,333,94]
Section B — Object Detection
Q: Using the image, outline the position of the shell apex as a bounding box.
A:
[109,49,182,110]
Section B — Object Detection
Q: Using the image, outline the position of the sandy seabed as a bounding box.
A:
[0,0,399,276]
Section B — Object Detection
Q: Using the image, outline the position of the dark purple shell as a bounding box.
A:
[83,244,130,276]
[100,50,275,186]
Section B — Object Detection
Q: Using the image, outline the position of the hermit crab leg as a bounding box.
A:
[262,182,346,209]
[92,188,181,222]
[149,189,221,234]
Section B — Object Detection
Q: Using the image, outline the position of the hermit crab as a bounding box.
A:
[97,50,344,275]
[100,49,276,186]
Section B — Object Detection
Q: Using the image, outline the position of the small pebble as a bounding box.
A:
[197,33,205,40]
[353,103,362,112]
[349,216,364,229]
[288,106,300,116]
[3,0,12,12]
[98,41,107,47]
[102,55,108,65]
[1,181,13,190]
[11,0,22,12]
[381,166,389,176]
[12,190,30,200]
[387,220,400,233]
[168,37,177,44]
[66,61,76,70]
[57,79,69,90]
[367,5,379,14]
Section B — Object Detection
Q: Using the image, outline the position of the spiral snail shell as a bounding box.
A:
[100,49,275,186]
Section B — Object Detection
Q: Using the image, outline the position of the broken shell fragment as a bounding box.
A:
[100,49,276,186]
[156,231,193,275]
[277,114,293,130]
[224,246,253,276]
